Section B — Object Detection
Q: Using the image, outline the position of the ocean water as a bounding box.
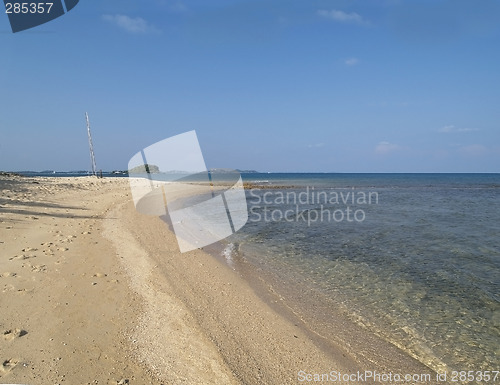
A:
[225,173,500,374]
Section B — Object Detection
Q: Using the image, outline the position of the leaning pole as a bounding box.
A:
[85,112,97,176]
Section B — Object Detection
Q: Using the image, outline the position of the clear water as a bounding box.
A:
[227,173,500,373]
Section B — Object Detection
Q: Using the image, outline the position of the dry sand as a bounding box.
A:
[0,176,437,384]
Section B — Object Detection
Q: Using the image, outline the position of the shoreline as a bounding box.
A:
[208,239,442,378]
[1,176,438,384]
[113,180,439,383]
[226,249,444,374]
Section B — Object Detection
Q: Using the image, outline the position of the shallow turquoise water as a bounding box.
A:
[227,173,500,373]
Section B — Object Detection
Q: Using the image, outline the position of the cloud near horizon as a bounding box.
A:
[317,9,365,24]
[307,143,325,148]
[438,125,479,133]
[102,14,160,34]
[375,141,402,155]
[458,144,488,156]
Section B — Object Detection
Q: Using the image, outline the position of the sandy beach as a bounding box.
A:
[0,176,437,385]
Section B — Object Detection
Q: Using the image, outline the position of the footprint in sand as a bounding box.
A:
[58,235,77,244]
[9,254,36,261]
[42,248,55,256]
[0,358,18,374]
[2,328,27,341]
[0,272,17,278]
[21,263,47,273]
[31,264,47,273]
[21,247,38,252]
[1,282,19,292]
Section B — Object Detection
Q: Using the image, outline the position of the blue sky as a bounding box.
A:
[1,0,499,172]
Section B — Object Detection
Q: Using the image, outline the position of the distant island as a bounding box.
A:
[211,168,259,174]
[128,164,160,174]
[127,165,258,174]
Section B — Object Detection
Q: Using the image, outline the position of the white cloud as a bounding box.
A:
[345,57,359,66]
[308,143,325,148]
[438,125,479,133]
[317,9,364,24]
[458,144,488,156]
[438,124,455,133]
[102,14,160,34]
[375,141,401,155]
